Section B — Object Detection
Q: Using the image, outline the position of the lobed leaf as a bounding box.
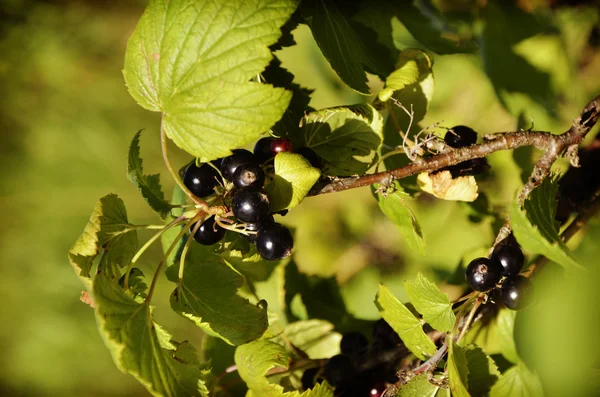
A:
[404,273,455,332]
[375,284,436,360]
[463,344,501,396]
[417,171,479,202]
[379,49,432,102]
[448,342,471,397]
[283,319,342,359]
[490,362,544,397]
[395,373,439,397]
[123,0,298,161]
[464,308,518,364]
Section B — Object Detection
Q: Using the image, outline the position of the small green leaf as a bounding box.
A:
[375,284,436,360]
[404,273,455,332]
[127,130,172,219]
[490,362,544,397]
[283,320,342,359]
[395,373,439,397]
[93,272,211,397]
[301,104,384,176]
[510,177,584,271]
[379,50,432,102]
[448,342,471,397]
[463,344,501,396]
[264,152,321,212]
[123,0,298,161]
[170,242,268,345]
[375,186,425,255]
[235,339,291,396]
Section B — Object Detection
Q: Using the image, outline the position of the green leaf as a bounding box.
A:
[69,194,137,288]
[118,268,148,299]
[234,339,291,396]
[283,320,342,359]
[464,308,518,364]
[490,362,544,397]
[127,130,172,219]
[123,0,298,161]
[379,50,432,102]
[301,104,384,176]
[170,241,268,345]
[510,177,584,271]
[299,0,394,94]
[375,284,436,360]
[404,273,455,332]
[264,152,321,212]
[395,373,439,397]
[220,246,279,282]
[93,272,210,397]
[448,342,471,397]
[463,344,501,396]
[375,186,425,255]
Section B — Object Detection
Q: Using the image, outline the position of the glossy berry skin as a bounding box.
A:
[232,189,271,223]
[272,137,293,154]
[242,215,274,243]
[491,243,525,276]
[254,137,276,164]
[323,354,356,387]
[192,216,226,245]
[232,162,265,190]
[465,257,502,291]
[220,149,257,181]
[295,146,322,168]
[445,125,478,148]
[501,275,532,310]
[183,162,220,198]
[340,332,368,357]
[255,223,293,260]
[372,319,401,350]
[369,382,386,397]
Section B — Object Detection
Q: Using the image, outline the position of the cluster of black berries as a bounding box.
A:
[302,319,406,396]
[182,137,321,261]
[465,234,533,310]
[442,125,490,177]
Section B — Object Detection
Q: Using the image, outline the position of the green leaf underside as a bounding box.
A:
[301,104,384,176]
[375,284,436,360]
[127,130,172,219]
[490,362,544,397]
[265,152,321,212]
[69,194,138,288]
[395,373,439,397]
[404,273,455,332]
[169,241,268,345]
[463,344,501,396]
[448,342,470,397]
[93,272,210,397]
[123,0,298,161]
[283,319,342,359]
[379,59,420,102]
[510,177,583,271]
[376,187,426,255]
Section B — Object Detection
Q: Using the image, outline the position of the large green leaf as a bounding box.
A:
[510,177,584,271]
[93,272,211,397]
[375,284,436,360]
[395,373,439,397]
[123,0,298,161]
[282,319,342,359]
[301,104,384,176]
[464,308,518,364]
[463,344,501,396]
[490,362,544,397]
[448,342,470,397]
[169,241,268,345]
[265,152,321,212]
[404,273,455,332]
[127,130,172,219]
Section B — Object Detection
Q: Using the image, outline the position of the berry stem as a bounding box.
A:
[455,294,485,343]
[177,215,204,290]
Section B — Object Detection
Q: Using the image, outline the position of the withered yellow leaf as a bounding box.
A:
[417,170,478,202]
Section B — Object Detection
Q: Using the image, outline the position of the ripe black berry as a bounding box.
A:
[465,257,502,291]
[242,215,274,243]
[500,275,532,310]
[340,332,368,358]
[192,216,226,245]
[231,189,271,223]
[323,354,356,387]
[369,382,386,397]
[295,146,322,168]
[254,137,276,164]
[183,162,220,198]
[445,125,478,148]
[491,243,525,276]
[220,149,257,181]
[272,137,293,154]
[232,162,265,190]
[301,367,322,390]
[255,223,293,260]
[372,319,401,350]
[447,157,490,178]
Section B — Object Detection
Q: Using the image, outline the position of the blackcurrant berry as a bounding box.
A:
[232,188,271,223]
[445,125,478,148]
[465,257,502,291]
[255,223,293,261]
[301,367,322,390]
[323,354,356,387]
[491,243,525,276]
[232,162,265,190]
[220,149,257,181]
[183,162,220,198]
[295,146,322,168]
[447,157,490,178]
[272,137,293,154]
[254,137,276,164]
[500,275,532,310]
[192,216,226,245]
[340,332,368,358]
[372,319,401,350]
[369,382,387,397]
[242,215,274,243]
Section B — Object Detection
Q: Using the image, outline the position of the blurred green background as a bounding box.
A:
[1,0,599,396]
